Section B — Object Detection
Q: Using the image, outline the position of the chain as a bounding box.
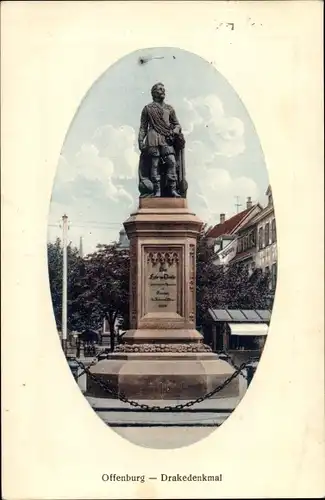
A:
[72,351,105,379]
[76,352,102,379]
[217,350,259,380]
[68,355,253,412]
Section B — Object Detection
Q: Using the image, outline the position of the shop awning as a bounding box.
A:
[229,323,268,336]
[208,308,271,323]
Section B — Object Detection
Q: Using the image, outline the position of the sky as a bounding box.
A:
[48,47,269,255]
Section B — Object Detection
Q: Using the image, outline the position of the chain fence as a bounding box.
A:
[67,351,258,412]
[217,350,259,381]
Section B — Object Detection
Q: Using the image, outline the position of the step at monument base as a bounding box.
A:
[86,353,239,400]
[120,329,203,344]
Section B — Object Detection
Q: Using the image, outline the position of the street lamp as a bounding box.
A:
[61,214,68,355]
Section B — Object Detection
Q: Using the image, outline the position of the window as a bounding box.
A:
[271,263,277,290]
[243,236,248,251]
[264,223,270,246]
[238,238,243,253]
[271,218,276,243]
[258,227,263,249]
[250,230,256,247]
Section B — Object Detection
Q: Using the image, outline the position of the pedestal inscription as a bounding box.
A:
[144,250,182,317]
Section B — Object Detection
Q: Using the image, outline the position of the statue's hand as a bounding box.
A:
[173,126,181,135]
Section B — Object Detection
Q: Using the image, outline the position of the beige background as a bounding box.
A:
[1,1,324,498]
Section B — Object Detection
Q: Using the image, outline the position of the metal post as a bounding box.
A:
[61,214,68,355]
[76,337,80,358]
[212,324,217,352]
[223,323,228,351]
[246,364,256,387]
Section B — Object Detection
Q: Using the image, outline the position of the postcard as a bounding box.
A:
[2,1,324,499]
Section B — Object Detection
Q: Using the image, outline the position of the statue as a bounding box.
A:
[137,83,188,198]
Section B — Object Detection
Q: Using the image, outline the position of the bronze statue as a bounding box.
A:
[138,83,188,198]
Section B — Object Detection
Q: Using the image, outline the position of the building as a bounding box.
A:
[230,197,260,274]
[232,186,277,291]
[255,186,277,291]
[207,197,262,266]
[204,308,270,358]
[231,223,258,274]
[117,227,130,250]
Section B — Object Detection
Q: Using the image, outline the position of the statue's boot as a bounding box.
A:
[153,183,161,197]
[170,184,181,198]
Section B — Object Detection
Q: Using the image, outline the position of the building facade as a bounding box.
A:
[232,186,277,291]
[255,186,277,290]
[117,227,130,250]
[207,197,262,266]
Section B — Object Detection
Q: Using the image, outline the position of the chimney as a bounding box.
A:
[220,213,225,224]
[246,196,252,209]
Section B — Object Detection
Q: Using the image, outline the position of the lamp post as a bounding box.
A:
[61,214,68,355]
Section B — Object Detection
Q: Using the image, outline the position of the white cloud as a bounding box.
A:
[55,155,76,184]
[191,166,259,225]
[50,94,256,253]
[179,97,203,135]
[92,124,138,179]
[186,140,215,167]
[55,123,138,203]
[179,94,245,157]
[75,143,115,182]
[185,137,259,224]
[74,124,139,184]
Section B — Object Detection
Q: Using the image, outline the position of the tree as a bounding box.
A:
[71,243,129,351]
[196,224,221,325]
[47,238,83,331]
[196,226,271,325]
[48,226,271,350]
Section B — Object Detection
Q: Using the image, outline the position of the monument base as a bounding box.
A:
[114,341,212,353]
[120,328,203,344]
[86,352,239,400]
[85,197,239,405]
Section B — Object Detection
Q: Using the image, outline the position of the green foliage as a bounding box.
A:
[47,238,82,330]
[196,226,271,325]
[68,243,130,350]
[48,227,271,350]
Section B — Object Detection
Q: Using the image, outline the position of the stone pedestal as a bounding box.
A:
[88,198,239,401]
[123,197,202,343]
[87,352,239,400]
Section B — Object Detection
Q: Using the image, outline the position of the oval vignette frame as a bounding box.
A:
[47,47,277,449]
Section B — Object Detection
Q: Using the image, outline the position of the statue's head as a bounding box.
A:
[151,82,165,101]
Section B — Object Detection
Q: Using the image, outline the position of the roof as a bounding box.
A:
[208,308,271,323]
[232,249,255,263]
[207,205,260,239]
[240,205,274,231]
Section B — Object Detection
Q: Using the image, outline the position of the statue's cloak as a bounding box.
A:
[138,133,188,198]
